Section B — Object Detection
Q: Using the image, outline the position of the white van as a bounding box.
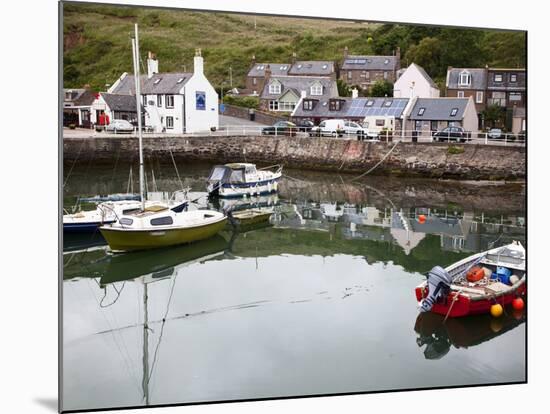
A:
[309,119,346,137]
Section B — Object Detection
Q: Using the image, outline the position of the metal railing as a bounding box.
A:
[68,125,526,147]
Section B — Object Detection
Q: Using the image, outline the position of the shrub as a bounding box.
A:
[223,95,259,109]
[447,145,465,155]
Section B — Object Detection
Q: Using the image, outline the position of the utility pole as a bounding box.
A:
[229,66,233,88]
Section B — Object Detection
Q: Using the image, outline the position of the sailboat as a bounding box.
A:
[99,24,226,252]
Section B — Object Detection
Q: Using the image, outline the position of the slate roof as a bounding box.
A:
[101,93,138,112]
[409,98,469,121]
[341,55,399,71]
[288,61,335,76]
[247,63,290,77]
[292,97,409,119]
[446,68,487,90]
[486,69,526,91]
[261,76,338,100]
[64,88,96,106]
[109,72,192,95]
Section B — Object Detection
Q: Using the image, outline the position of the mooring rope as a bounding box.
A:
[169,148,185,192]
[350,141,399,182]
[63,138,86,188]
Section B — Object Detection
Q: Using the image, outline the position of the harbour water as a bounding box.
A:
[62,162,526,411]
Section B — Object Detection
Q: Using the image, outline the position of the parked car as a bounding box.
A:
[432,126,469,142]
[309,119,346,138]
[343,121,379,140]
[261,121,298,137]
[296,120,314,133]
[105,119,134,134]
[487,128,504,140]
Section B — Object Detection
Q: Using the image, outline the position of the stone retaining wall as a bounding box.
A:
[222,104,286,125]
[63,136,526,180]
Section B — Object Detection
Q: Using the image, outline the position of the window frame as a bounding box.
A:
[417,107,426,116]
[459,71,471,86]
[165,94,174,108]
[310,84,323,96]
[150,216,174,226]
[476,91,484,103]
[510,73,517,82]
[450,108,459,117]
[166,116,174,129]
[494,73,503,83]
[157,95,162,107]
[269,82,281,95]
[457,91,465,98]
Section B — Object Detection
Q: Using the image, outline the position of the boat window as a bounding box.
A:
[119,217,133,226]
[229,169,245,183]
[150,216,173,226]
[208,167,227,181]
[245,166,257,175]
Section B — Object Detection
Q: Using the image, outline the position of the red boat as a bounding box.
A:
[415,241,526,318]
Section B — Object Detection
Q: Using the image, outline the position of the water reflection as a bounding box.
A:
[414,310,526,360]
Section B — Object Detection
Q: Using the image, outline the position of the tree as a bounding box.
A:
[369,80,393,97]
[482,104,506,129]
[404,37,442,76]
[337,79,352,97]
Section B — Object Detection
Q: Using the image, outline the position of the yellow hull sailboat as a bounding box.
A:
[100,25,226,253]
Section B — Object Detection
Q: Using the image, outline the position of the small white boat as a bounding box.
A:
[207,163,283,198]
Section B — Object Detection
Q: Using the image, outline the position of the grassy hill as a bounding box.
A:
[63,2,526,92]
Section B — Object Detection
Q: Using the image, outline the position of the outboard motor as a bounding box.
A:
[420,266,453,312]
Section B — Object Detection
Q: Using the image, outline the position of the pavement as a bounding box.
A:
[219,114,268,127]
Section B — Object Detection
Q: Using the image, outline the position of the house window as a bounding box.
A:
[269,82,281,94]
[279,101,296,111]
[417,107,426,116]
[510,73,517,82]
[360,71,367,78]
[383,71,388,80]
[269,100,279,111]
[375,119,385,127]
[383,100,392,107]
[476,91,483,103]
[329,100,341,111]
[166,116,174,129]
[165,95,174,108]
[450,108,459,117]
[347,71,352,80]
[365,100,374,107]
[157,95,162,107]
[459,71,471,86]
[253,78,257,85]
[310,84,323,96]
[510,92,522,101]
[490,91,506,106]
[494,73,503,82]
[303,100,313,111]
[142,95,147,107]
[457,91,464,98]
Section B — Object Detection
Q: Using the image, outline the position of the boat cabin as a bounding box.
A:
[207,163,259,184]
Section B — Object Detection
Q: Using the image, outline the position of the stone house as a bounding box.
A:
[446,66,526,129]
[244,53,336,95]
[260,72,338,113]
[393,63,440,99]
[340,46,401,90]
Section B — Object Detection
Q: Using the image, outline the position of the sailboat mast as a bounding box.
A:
[142,282,150,406]
[132,23,146,211]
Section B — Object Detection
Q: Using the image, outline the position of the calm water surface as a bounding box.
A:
[62,162,526,411]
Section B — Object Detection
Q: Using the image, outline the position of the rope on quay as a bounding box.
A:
[349,141,400,182]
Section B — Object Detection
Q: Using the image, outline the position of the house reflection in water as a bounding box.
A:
[271,201,525,255]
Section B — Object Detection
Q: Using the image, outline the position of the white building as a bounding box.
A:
[108,49,218,134]
[393,63,440,99]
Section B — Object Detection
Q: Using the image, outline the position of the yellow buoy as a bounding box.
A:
[490,303,503,318]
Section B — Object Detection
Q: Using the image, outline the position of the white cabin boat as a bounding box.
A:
[206,163,283,198]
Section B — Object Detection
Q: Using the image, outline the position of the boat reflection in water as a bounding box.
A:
[414,309,526,360]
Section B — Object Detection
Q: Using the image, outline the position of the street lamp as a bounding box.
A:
[220,80,228,104]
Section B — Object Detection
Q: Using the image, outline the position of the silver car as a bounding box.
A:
[343,121,378,140]
[105,119,134,134]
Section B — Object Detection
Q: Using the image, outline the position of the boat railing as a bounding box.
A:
[258,164,283,174]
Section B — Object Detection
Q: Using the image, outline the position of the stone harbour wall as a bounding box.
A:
[63,135,526,180]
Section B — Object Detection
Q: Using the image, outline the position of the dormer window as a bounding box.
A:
[459,70,471,86]
[310,83,323,96]
[322,64,328,69]
[303,100,314,111]
[269,81,281,94]
[510,73,517,82]
[329,100,342,111]
[450,108,458,117]
[417,107,425,116]
[494,74,503,82]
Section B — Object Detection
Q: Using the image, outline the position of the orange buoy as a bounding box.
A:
[466,266,485,283]
[418,214,426,224]
[490,303,503,318]
[512,297,524,311]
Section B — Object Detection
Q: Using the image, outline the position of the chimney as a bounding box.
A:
[252,54,256,66]
[301,90,307,99]
[292,52,297,64]
[351,88,358,99]
[344,46,349,59]
[147,51,159,79]
[264,64,272,81]
[194,48,204,75]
